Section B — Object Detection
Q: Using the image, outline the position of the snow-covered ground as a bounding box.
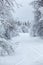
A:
[0,33,43,65]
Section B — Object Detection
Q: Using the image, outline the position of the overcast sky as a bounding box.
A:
[14,0,34,22]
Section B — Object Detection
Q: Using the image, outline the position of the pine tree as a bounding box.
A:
[0,0,18,56]
[31,0,43,37]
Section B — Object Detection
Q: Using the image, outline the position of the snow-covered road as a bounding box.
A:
[0,33,43,65]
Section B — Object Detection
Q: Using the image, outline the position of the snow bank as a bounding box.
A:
[0,33,43,65]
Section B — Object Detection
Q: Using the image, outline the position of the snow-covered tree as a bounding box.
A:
[0,38,14,56]
[31,0,43,37]
[0,0,19,56]
[0,0,19,39]
[0,0,15,20]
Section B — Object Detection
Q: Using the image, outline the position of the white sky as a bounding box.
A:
[14,0,34,22]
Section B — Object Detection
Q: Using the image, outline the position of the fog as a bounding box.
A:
[14,0,34,22]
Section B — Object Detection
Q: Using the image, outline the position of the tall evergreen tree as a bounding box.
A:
[31,0,43,37]
[0,0,19,56]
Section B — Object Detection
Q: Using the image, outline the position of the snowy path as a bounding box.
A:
[0,33,43,65]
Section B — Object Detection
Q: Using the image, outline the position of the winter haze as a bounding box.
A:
[14,0,34,22]
[0,0,43,65]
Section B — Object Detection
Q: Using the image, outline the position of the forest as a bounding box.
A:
[0,0,43,65]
